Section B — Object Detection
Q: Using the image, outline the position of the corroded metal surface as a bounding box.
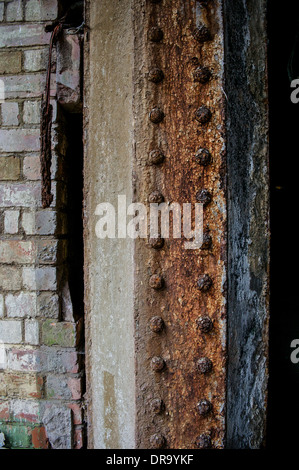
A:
[224,0,269,448]
[134,0,227,449]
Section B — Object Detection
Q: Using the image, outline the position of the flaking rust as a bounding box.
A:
[134,0,227,448]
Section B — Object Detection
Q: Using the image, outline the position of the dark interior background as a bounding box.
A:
[267,0,299,448]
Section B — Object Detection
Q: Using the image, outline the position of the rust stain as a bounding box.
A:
[134,0,227,449]
[40,23,63,209]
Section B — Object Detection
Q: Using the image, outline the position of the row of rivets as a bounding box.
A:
[147,2,166,449]
[193,9,215,449]
[146,0,215,450]
[193,7,214,331]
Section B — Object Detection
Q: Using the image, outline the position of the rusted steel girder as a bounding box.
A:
[133,0,227,449]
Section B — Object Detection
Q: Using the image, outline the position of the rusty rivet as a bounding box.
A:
[150,433,166,449]
[197,357,213,374]
[196,189,212,206]
[195,106,212,124]
[193,23,211,43]
[148,67,164,83]
[196,315,213,333]
[189,56,200,66]
[148,26,164,42]
[149,149,165,165]
[149,107,165,123]
[149,274,164,290]
[194,147,212,166]
[151,356,166,372]
[197,399,212,416]
[149,237,164,249]
[149,190,164,204]
[195,433,212,449]
[197,274,213,292]
[150,398,165,414]
[193,66,212,84]
[201,232,212,250]
[149,316,165,333]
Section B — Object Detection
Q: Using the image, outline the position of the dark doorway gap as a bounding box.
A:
[64,111,84,322]
[267,0,299,448]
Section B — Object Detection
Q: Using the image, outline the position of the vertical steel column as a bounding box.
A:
[133,0,227,449]
[224,0,269,449]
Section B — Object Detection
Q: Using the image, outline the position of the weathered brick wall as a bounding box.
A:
[0,0,84,449]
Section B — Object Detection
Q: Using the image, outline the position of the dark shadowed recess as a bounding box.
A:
[267,0,299,449]
[224,0,269,448]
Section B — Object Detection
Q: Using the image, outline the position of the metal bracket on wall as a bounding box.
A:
[40,3,84,208]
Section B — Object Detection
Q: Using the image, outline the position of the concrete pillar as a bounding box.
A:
[84,0,136,449]
[84,0,269,449]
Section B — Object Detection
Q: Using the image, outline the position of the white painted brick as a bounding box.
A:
[24,320,39,345]
[0,73,55,99]
[5,292,38,318]
[6,0,23,22]
[23,48,48,72]
[0,183,41,207]
[0,24,51,48]
[10,399,40,422]
[0,320,22,343]
[4,209,19,234]
[22,210,57,235]
[22,267,57,291]
[21,211,35,234]
[36,210,58,234]
[0,182,57,208]
[0,129,40,152]
[7,349,40,371]
[25,0,58,22]
[0,266,22,291]
[0,294,3,318]
[1,101,19,126]
[23,100,41,124]
[0,240,37,264]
